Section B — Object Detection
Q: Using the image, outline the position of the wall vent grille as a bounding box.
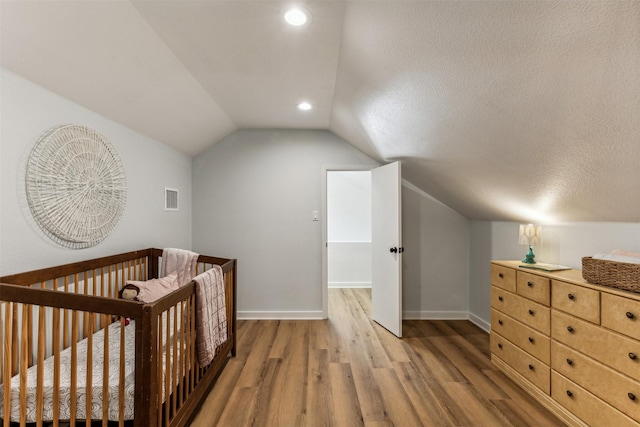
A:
[165,188,179,211]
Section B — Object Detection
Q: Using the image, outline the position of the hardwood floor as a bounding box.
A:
[191,288,565,426]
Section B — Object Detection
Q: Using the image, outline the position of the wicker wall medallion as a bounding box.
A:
[25,125,127,249]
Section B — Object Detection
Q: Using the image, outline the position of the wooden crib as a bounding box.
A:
[0,248,237,427]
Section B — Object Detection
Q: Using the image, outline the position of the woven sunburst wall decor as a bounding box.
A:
[25,125,127,249]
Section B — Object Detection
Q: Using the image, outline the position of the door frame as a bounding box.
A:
[321,164,377,319]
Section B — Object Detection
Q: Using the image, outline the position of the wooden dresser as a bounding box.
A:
[490,260,640,427]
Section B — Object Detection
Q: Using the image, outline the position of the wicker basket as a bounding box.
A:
[582,257,640,293]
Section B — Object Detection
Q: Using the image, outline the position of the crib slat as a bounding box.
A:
[102,316,109,426]
[172,305,178,415]
[3,303,12,427]
[52,307,61,427]
[36,304,45,427]
[108,265,114,299]
[157,317,163,424]
[111,263,116,294]
[27,301,33,368]
[63,277,69,348]
[115,263,122,295]
[185,298,191,394]
[86,314,94,427]
[11,304,18,377]
[101,267,108,328]
[70,311,78,427]
[165,311,170,423]
[20,305,28,427]
[190,295,197,392]
[118,317,125,427]
[95,268,100,297]
[83,272,89,339]
[179,301,186,407]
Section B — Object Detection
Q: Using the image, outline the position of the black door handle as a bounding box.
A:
[390,247,404,253]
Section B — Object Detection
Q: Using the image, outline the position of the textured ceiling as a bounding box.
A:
[1,1,639,223]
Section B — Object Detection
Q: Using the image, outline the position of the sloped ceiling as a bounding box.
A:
[1,1,638,223]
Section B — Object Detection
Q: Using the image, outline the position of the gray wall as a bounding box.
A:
[469,220,640,330]
[0,69,193,275]
[402,182,470,319]
[192,129,378,316]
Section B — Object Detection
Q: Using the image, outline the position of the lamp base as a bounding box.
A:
[522,246,536,264]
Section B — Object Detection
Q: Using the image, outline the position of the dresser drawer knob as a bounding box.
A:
[498,319,503,325]
[499,273,504,278]
[498,296,503,302]
[527,281,533,287]
[498,343,503,349]
[528,364,534,370]
[629,352,637,360]
[528,337,534,343]
[566,358,573,365]
[567,326,574,333]
[626,312,635,319]
[566,390,573,397]
[528,309,534,316]
[629,393,636,401]
[568,293,574,300]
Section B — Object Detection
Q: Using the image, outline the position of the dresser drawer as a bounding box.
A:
[491,264,516,292]
[491,309,550,364]
[551,371,639,427]
[492,286,550,334]
[602,293,640,341]
[517,270,550,306]
[491,332,550,394]
[552,310,640,381]
[551,341,640,422]
[551,280,600,324]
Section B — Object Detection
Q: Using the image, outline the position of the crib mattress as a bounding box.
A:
[0,320,137,423]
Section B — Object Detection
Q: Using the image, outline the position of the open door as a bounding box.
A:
[371,161,402,337]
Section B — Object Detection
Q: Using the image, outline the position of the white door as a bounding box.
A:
[371,161,403,337]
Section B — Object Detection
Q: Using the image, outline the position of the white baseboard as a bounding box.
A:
[328,282,372,288]
[238,311,325,320]
[237,309,491,329]
[468,312,491,333]
[402,310,469,320]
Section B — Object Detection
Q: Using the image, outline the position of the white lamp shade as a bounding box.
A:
[519,224,541,246]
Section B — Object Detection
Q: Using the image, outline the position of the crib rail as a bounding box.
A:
[0,249,153,288]
[0,249,237,427]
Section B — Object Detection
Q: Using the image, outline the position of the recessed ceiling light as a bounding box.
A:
[284,8,308,26]
[298,102,312,111]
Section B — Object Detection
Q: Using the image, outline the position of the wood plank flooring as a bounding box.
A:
[191,288,565,426]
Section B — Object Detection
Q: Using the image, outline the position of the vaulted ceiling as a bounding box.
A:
[2,1,639,223]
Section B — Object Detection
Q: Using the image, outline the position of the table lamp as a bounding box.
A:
[519,224,541,264]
